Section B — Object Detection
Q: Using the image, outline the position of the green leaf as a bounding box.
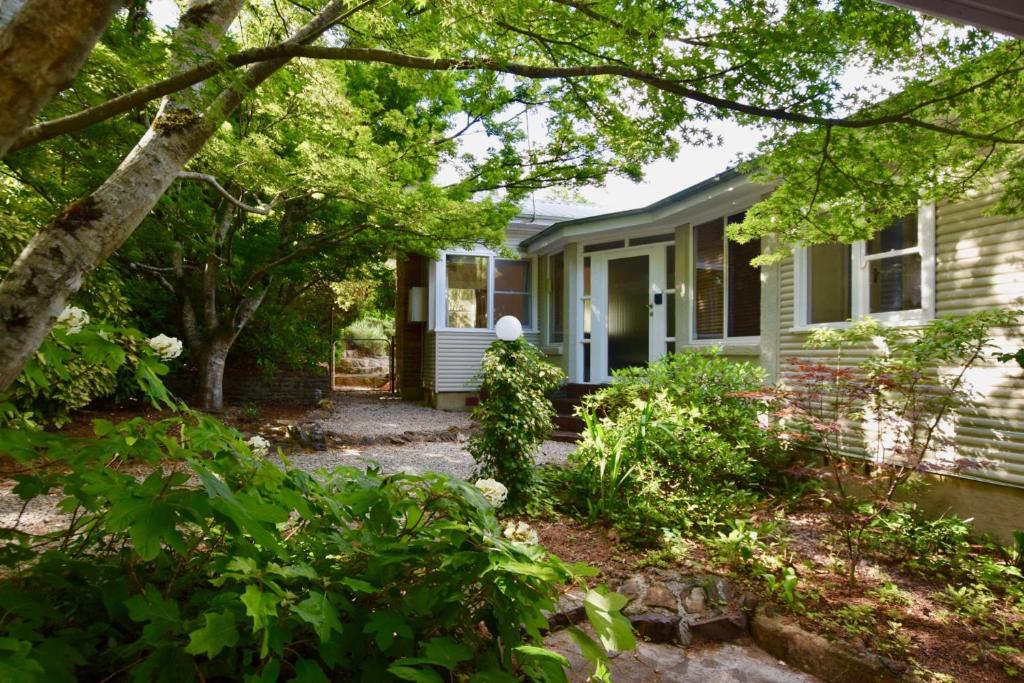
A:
[290,659,329,683]
[566,626,607,664]
[388,665,445,683]
[423,637,474,670]
[241,584,278,632]
[583,588,636,653]
[293,592,342,642]
[185,611,239,658]
[364,611,413,651]
[513,645,570,667]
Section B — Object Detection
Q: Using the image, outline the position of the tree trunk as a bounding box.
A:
[197,338,231,411]
[0,0,123,158]
[0,0,353,392]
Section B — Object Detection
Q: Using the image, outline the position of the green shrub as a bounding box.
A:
[0,313,176,428]
[0,414,630,681]
[569,350,785,542]
[468,338,566,509]
[340,316,395,357]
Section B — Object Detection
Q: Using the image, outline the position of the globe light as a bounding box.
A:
[494,315,523,341]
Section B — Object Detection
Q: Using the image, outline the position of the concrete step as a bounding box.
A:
[554,414,585,432]
[550,429,583,443]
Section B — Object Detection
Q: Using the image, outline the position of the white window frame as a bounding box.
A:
[793,202,936,330]
[688,217,762,345]
[546,251,566,347]
[433,250,537,332]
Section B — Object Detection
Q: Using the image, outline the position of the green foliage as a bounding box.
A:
[468,338,565,509]
[568,351,786,543]
[0,317,174,428]
[754,310,1023,584]
[762,566,804,613]
[340,316,395,357]
[0,414,628,681]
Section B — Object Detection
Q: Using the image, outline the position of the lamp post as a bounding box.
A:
[494,315,523,342]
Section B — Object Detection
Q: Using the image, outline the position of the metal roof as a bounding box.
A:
[878,1,1024,38]
[520,167,743,249]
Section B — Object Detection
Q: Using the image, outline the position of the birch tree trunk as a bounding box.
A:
[0,0,124,158]
[0,1,358,397]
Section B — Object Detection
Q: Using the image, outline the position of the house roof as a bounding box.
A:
[514,198,610,223]
[519,166,746,250]
[877,1,1024,38]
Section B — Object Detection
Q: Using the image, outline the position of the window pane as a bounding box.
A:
[867,213,917,254]
[666,341,675,355]
[694,219,724,339]
[494,259,531,326]
[446,255,488,328]
[495,259,528,292]
[728,238,761,337]
[583,256,591,297]
[807,243,851,324]
[583,342,591,383]
[870,253,922,313]
[549,252,564,343]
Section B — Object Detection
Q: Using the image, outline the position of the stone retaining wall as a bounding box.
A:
[167,371,331,405]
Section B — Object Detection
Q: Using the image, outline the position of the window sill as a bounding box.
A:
[789,310,933,334]
[679,340,762,356]
[541,344,564,356]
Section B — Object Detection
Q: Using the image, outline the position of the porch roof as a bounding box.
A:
[520,166,769,253]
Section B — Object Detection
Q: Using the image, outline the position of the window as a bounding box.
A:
[548,252,564,343]
[495,259,532,327]
[446,255,488,328]
[692,214,761,340]
[806,243,852,324]
[796,206,935,328]
[441,253,534,330]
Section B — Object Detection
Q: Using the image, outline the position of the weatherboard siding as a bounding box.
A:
[428,330,543,392]
[777,187,1024,488]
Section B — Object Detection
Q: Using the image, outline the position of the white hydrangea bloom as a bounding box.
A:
[57,306,90,334]
[503,520,539,546]
[247,435,270,457]
[474,478,508,508]
[148,334,183,360]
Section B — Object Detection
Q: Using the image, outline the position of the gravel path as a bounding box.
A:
[318,393,473,437]
[284,439,577,480]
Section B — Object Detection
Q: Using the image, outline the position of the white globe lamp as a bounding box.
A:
[494,315,523,341]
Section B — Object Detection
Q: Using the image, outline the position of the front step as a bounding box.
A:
[548,383,605,441]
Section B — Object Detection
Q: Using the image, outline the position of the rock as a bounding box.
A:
[617,575,648,603]
[683,587,707,615]
[690,613,748,642]
[644,582,678,612]
[676,620,693,646]
[628,611,681,643]
[712,577,732,603]
[545,591,587,629]
[751,606,906,683]
[291,422,327,451]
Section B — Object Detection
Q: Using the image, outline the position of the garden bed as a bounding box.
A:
[527,506,1023,683]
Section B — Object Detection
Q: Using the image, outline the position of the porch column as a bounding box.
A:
[673,223,691,345]
[564,241,581,382]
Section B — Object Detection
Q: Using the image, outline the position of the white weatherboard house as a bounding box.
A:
[395,169,1024,536]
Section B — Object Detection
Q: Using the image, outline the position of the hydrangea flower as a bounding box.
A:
[503,520,539,546]
[474,478,508,508]
[148,334,183,360]
[247,435,270,457]
[56,306,89,334]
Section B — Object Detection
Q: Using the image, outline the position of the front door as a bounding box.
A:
[589,246,666,383]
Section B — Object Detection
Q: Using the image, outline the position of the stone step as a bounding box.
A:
[554,414,585,433]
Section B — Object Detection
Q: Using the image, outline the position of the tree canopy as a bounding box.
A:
[1,0,1021,387]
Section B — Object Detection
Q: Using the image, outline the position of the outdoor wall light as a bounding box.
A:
[494,315,523,341]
